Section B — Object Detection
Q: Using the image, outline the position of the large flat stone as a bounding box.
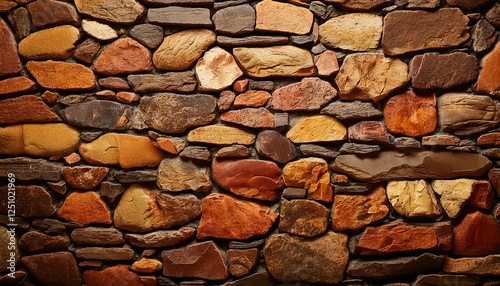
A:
[74,0,145,24]
[26,60,96,91]
[0,95,60,125]
[61,100,133,130]
[148,7,212,27]
[0,185,56,217]
[255,0,313,35]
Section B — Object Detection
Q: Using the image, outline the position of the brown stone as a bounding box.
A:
[75,247,134,261]
[61,100,134,130]
[22,252,81,286]
[162,241,228,280]
[212,158,283,201]
[0,185,55,217]
[472,19,497,53]
[58,191,111,225]
[478,133,500,146]
[332,0,391,10]
[99,77,130,91]
[124,227,196,248]
[270,77,336,111]
[84,265,144,286]
[287,115,346,143]
[218,90,236,111]
[0,76,36,96]
[197,193,277,240]
[413,274,481,286]
[279,199,329,237]
[188,125,256,146]
[74,0,145,24]
[19,231,69,252]
[26,60,97,91]
[385,91,437,137]
[148,7,212,27]
[7,7,32,39]
[71,227,123,246]
[116,91,139,104]
[0,18,21,76]
[74,38,100,64]
[394,0,441,8]
[283,157,333,202]
[130,24,163,49]
[215,145,250,159]
[422,134,460,146]
[155,137,185,154]
[487,2,500,28]
[221,108,274,128]
[255,130,296,163]
[157,156,211,192]
[128,72,196,93]
[321,101,383,120]
[228,248,259,277]
[62,167,109,190]
[0,271,26,284]
[179,146,211,162]
[315,50,339,77]
[453,210,500,256]
[0,95,60,125]
[264,232,348,284]
[27,0,80,29]
[256,0,312,35]
[94,39,152,75]
[444,255,500,275]
[468,181,494,209]
[446,0,492,11]
[477,41,500,96]
[132,258,163,273]
[213,4,255,35]
[0,0,17,13]
[0,157,61,182]
[217,35,289,47]
[233,90,270,107]
[349,121,390,144]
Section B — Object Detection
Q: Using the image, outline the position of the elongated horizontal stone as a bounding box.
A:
[0,77,36,96]
[75,247,134,261]
[0,157,61,181]
[148,7,212,27]
[124,227,195,248]
[188,125,256,146]
[18,25,80,60]
[61,101,133,130]
[128,72,196,93]
[71,228,123,246]
[217,35,289,47]
[444,255,500,275]
[270,77,336,111]
[0,95,60,125]
[74,0,145,24]
[255,0,313,35]
[321,101,382,120]
[27,60,96,91]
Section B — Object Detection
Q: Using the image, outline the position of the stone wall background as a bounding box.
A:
[0,0,500,285]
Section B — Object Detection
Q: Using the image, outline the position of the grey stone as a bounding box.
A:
[214,0,247,9]
[217,35,288,47]
[213,4,255,35]
[128,72,196,93]
[290,35,314,48]
[129,24,164,49]
[392,137,421,149]
[229,238,266,249]
[340,143,380,155]
[80,131,102,143]
[180,146,211,162]
[335,183,374,194]
[148,7,212,27]
[100,182,124,203]
[472,19,497,53]
[299,144,339,158]
[321,101,382,120]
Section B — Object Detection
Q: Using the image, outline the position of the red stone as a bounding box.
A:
[476,41,500,96]
[0,185,56,217]
[19,231,69,252]
[62,166,109,190]
[233,90,271,107]
[315,50,339,77]
[220,108,274,128]
[0,18,21,76]
[0,77,36,96]
[22,252,81,286]
[348,121,390,144]
[58,191,112,225]
[84,265,144,286]
[0,95,61,125]
[453,210,500,256]
[94,38,152,75]
[468,181,494,210]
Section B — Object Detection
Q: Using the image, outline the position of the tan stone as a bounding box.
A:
[82,19,118,41]
[386,180,441,218]
[196,47,243,91]
[18,25,80,60]
[255,0,313,35]
[131,258,163,273]
[26,60,97,91]
[157,156,211,192]
[153,29,216,71]
[286,115,346,143]
[187,125,256,146]
[0,77,36,96]
[431,179,476,218]
[74,0,145,24]
[319,13,382,51]
[283,157,333,202]
[444,255,500,275]
[314,51,339,77]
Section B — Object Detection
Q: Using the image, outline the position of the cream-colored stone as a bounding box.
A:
[187,125,256,146]
[82,19,118,41]
[431,179,476,218]
[74,0,145,24]
[386,180,441,218]
[18,25,80,60]
[283,157,333,202]
[255,0,314,35]
[195,47,243,91]
[286,115,346,143]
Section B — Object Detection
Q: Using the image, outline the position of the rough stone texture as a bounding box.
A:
[75,247,134,260]
[314,50,339,77]
[0,185,55,217]
[74,38,100,64]
[477,41,500,96]
[58,191,112,225]
[157,157,211,192]
[264,232,348,284]
[332,151,492,182]
[140,93,216,134]
[62,166,108,190]
[196,47,243,91]
[82,19,118,41]
[395,0,440,9]
[217,35,289,47]
[336,53,409,102]
[384,91,437,137]
[330,0,391,10]
[221,108,274,128]
[18,25,80,60]
[94,39,152,75]
[132,258,163,273]
[148,7,212,27]
[213,4,255,35]
[0,157,62,181]
[472,19,497,53]
[71,227,124,246]
[0,18,22,76]
[422,134,461,146]
[162,241,228,280]
[413,274,481,286]
[468,181,494,209]
[488,168,500,196]
[487,2,500,28]
[26,60,96,91]
[446,0,492,11]
[61,101,133,130]
[349,121,390,144]
[215,145,250,158]
[22,252,81,286]
[270,77,336,111]
[218,90,236,111]
[386,180,441,218]
[299,144,339,158]
[233,46,315,78]
[321,101,382,120]
[443,255,500,275]
[233,90,270,107]
[74,0,145,24]
[114,170,157,184]
[279,199,329,237]
[8,7,33,38]
[431,179,476,218]
[287,115,347,143]
[19,231,69,252]
[180,146,211,161]
[124,227,196,248]
[153,29,215,71]
[0,76,36,96]
[84,265,144,286]
[410,52,479,90]
[0,95,60,125]
[188,125,256,146]
[452,210,500,256]
[283,157,333,202]
[319,13,382,51]
[255,0,313,35]
[130,24,163,49]
[382,9,470,56]
[228,248,259,277]
[128,72,196,93]
[478,133,500,146]
[332,185,389,231]
[255,130,296,163]
[27,0,80,29]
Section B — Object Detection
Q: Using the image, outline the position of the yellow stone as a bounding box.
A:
[187,125,256,146]
[283,157,333,202]
[431,179,476,218]
[18,25,80,60]
[286,115,346,143]
[131,258,163,273]
[386,180,441,218]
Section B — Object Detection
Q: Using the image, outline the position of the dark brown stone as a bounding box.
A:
[31,219,69,234]
[71,227,124,246]
[413,274,481,286]
[7,7,33,38]
[27,0,80,29]
[321,101,383,120]
[228,248,259,277]
[488,168,500,196]
[282,187,307,199]
[130,24,163,49]
[124,227,196,248]
[0,95,60,125]
[256,130,296,163]
[22,252,81,286]
[279,199,329,237]
[270,77,336,111]
[114,170,157,184]
[468,181,494,209]
[61,101,133,130]
[332,0,391,11]
[0,19,22,76]
[299,144,339,158]
[215,145,250,158]
[221,108,274,128]
[340,143,380,154]
[84,265,144,286]
[213,4,255,35]
[100,182,124,203]
[180,146,211,162]
[0,157,61,181]
[128,72,196,93]
[453,210,500,256]
[248,79,274,91]
[75,247,134,261]
[62,166,109,190]
[487,2,500,28]
[0,271,27,284]
[98,77,130,91]
[73,38,100,64]
[348,121,390,144]
[472,19,497,53]
[217,35,289,47]
[395,0,440,9]
[223,272,272,286]
[148,7,212,27]
[19,231,69,252]
[228,238,266,249]
[0,185,55,217]
[218,90,236,111]
[446,0,492,11]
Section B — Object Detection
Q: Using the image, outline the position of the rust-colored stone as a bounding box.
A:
[84,265,144,286]
[62,166,109,190]
[477,42,500,95]
[453,210,500,256]
[283,157,333,202]
[0,95,60,125]
[233,90,271,107]
[58,191,112,225]
[94,38,152,75]
[279,199,329,237]
[270,77,337,111]
[0,77,36,96]
[22,252,81,286]
[468,181,494,209]
[478,133,500,146]
[0,18,21,76]
[348,121,390,144]
[228,248,259,277]
[314,50,339,77]
[221,108,274,128]
[26,60,97,91]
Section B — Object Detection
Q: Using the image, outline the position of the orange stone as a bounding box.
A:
[468,181,494,209]
[42,91,59,106]
[0,77,36,96]
[234,79,249,92]
[95,90,116,100]
[220,108,274,128]
[453,210,500,256]
[314,50,339,77]
[233,90,271,107]
[384,91,437,137]
[94,38,152,75]
[0,95,61,125]
[116,91,141,104]
[26,60,97,91]
[63,153,81,164]
[476,41,500,96]
[478,133,500,146]
[62,166,109,190]
[333,175,348,183]
[58,191,112,225]
[84,265,144,286]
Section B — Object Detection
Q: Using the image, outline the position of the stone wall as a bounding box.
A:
[0,0,500,285]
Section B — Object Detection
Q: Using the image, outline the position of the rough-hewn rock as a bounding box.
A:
[128,72,196,93]
[74,38,100,64]
[26,60,96,91]
[0,18,21,76]
[22,252,81,286]
[413,274,481,286]
[179,146,211,161]
[81,19,117,41]
[287,115,347,143]
[444,255,500,275]
[472,19,497,54]
[71,227,124,246]
[228,248,259,277]
[386,180,441,218]
[0,157,61,181]
[314,50,339,77]
[446,0,492,11]
[7,7,32,39]
[0,185,55,217]
[477,41,500,96]
[221,108,274,128]
[0,76,36,96]
[94,38,152,75]
[468,181,494,209]
[233,90,270,107]
[0,95,60,125]
[255,0,313,35]
[395,0,440,8]
[124,227,196,248]
[62,166,108,190]
[27,0,80,29]
[431,179,476,218]
[58,191,111,225]
[213,4,255,35]
[188,125,256,146]
[196,47,243,91]
[283,157,333,202]
[148,7,212,27]
[321,101,382,120]
[18,25,80,60]
[279,199,329,237]
[61,101,133,130]
[19,231,69,252]
[270,77,336,111]
[217,35,289,47]
[84,265,144,286]
[452,210,500,256]
[129,23,163,49]
[74,0,145,24]
[255,130,296,163]
[157,157,211,192]
[349,121,390,144]
[75,247,134,261]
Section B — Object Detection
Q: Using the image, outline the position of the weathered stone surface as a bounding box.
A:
[335,53,409,102]
[468,181,494,209]
[84,265,144,286]
[188,125,256,146]
[444,255,500,275]
[22,252,81,286]
[264,232,348,284]
[233,46,314,77]
[19,231,69,252]
[148,7,212,26]
[71,227,123,246]
[61,101,133,130]
[349,121,390,144]
[74,0,145,24]
[340,143,379,154]
[162,241,228,280]
[319,13,382,51]
[299,144,339,158]
[114,170,157,184]
[332,185,389,231]
[196,47,243,91]
[132,258,163,273]
[321,101,382,120]
[217,35,288,47]
[422,134,460,146]
[487,2,500,28]
[75,247,134,261]
[395,0,440,8]
[180,146,211,162]
[282,187,307,199]
[99,77,130,91]
[386,180,441,218]
[124,227,195,248]
[140,93,216,134]
[7,7,33,38]
[128,72,196,93]
[222,272,271,286]
[431,179,477,218]
[155,137,186,155]
[413,274,481,286]
[94,39,152,75]
[212,158,283,201]
[0,18,21,76]
[218,90,236,111]
[0,95,59,125]
[82,19,118,41]
[100,182,124,203]
[453,210,500,256]
[331,0,390,10]
[228,248,258,277]
[472,19,497,53]
[0,185,55,218]
[27,0,80,29]
[410,52,479,90]
[79,133,164,169]
[0,157,61,181]
[27,60,96,91]
[256,130,296,163]
[157,157,211,192]
[478,133,500,146]
[143,0,214,5]
[385,91,437,137]
[62,166,108,190]
[287,115,346,143]
[270,77,336,111]
[332,151,492,182]
[18,25,80,60]
[488,168,500,196]
[74,38,100,64]
[314,50,339,77]
[279,199,329,237]
[213,4,255,35]
[255,0,313,34]
[221,108,274,128]
[446,0,492,11]
[283,157,333,202]
[129,23,163,49]
[58,191,112,225]
[153,29,215,71]
[477,41,500,96]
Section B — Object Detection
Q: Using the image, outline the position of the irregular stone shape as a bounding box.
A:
[74,38,100,64]
[382,9,470,56]
[62,166,109,190]
[26,60,96,91]
[128,72,196,93]
[84,265,144,286]
[61,101,133,130]
[215,145,250,159]
[212,158,283,201]
[148,6,212,26]
[431,179,477,218]
[477,41,500,96]
[153,29,215,71]
[221,108,274,128]
[270,77,336,111]
[82,19,117,41]
[0,95,60,125]
[0,157,61,181]
[94,39,152,75]
[0,76,36,96]
[71,227,123,246]
[299,144,339,159]
[0,271,26,284]
[340,143,379,154]
[155,137,186,155]
[335,53,409,102]
[332,0,391,10]
[321,101,382,120]
[79,133,164,169]
[19,231,69,252]
[74,0,145,24]
[319,13,382,51]
[228,248,259,277]
[114,170,157,184]
[58,191,111,225]
[446,0,492,11]
[332,151,492,182]
[349,121,390,144]
[487,2,500,28]
[223,272,272,286]
[279,199,329,237]
[0,123,80,158]
[143,0,213,4]
[18,25,80,60]
[444,255,500,275]
[132,258,163,273]
[264,232,348,284]
[0,18,21,76]
[468,181,494,209]
[283,157,333,202]
[488,168,500,196]
[129,23,163,49]
[385,91,437,137]
[219,90,236,111]
[213,4,255,35]
[315,50,339,77]
[22,252,81,286]
[410,52,479,90]
[386,180,441,218]
[124,227,195,248]
[99,77,130,90]
[27,0,80,29]
[7,6,33,39]
[217,35,289,47]
[422,134,460,146]
[188,125,256,146]
[75,247,134,261]
[179,146,211,161]
[114,185,201,232]
[472,19,497,54]
[162,241,228,280]
[196,47,243,91]
[287,115,346,143]
[453,210,500,256]
[256,130,296,163]
[157,157,211,192]
[413,274,481,286]
[332,185,389,231]
[349,254,444,280]
[255,0,313,35]
[140,93,216,134]
[395,0,441,8]
[0,185,55,217]
[478,133,500,146]
[233,46,314,77]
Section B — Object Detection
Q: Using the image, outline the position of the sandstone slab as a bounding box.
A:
[0,18,21,76]
[128,72,196,93]
[452,210,500,256]
[58,191,111,225]
[26,60,96,91]
[61,100,133,130]
[84,265,144,286]
[279,199,329,237]
[74,0,145,24]
[286,115,346,143]
[0,76,36,96]
[217,35,289,47]
[213,4,255,35]
[22,252,81,286]
[27,0,80,29]
[221,108,274,128]
[477,41,500,96]
[0,157,61,181]
[255,0,313,35]
[157,157,211,192]
[71,227,123,246]
[0,185,55,217]
[188,125,255,146]
[444,255,500,275]
[256,130,296,163]
[82,19,118,41]
[283,157,333,202]
[233,90,270,107]
[94,38,152,75]
[148,7,212,27]
[321,101,382,120]
[270,77,336,111]
[0,95,60,125]
[386,180,441,218]
[62,166,109,190]
[196,47,243,91]
[124,227,195,248]
[18,25,80,60]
